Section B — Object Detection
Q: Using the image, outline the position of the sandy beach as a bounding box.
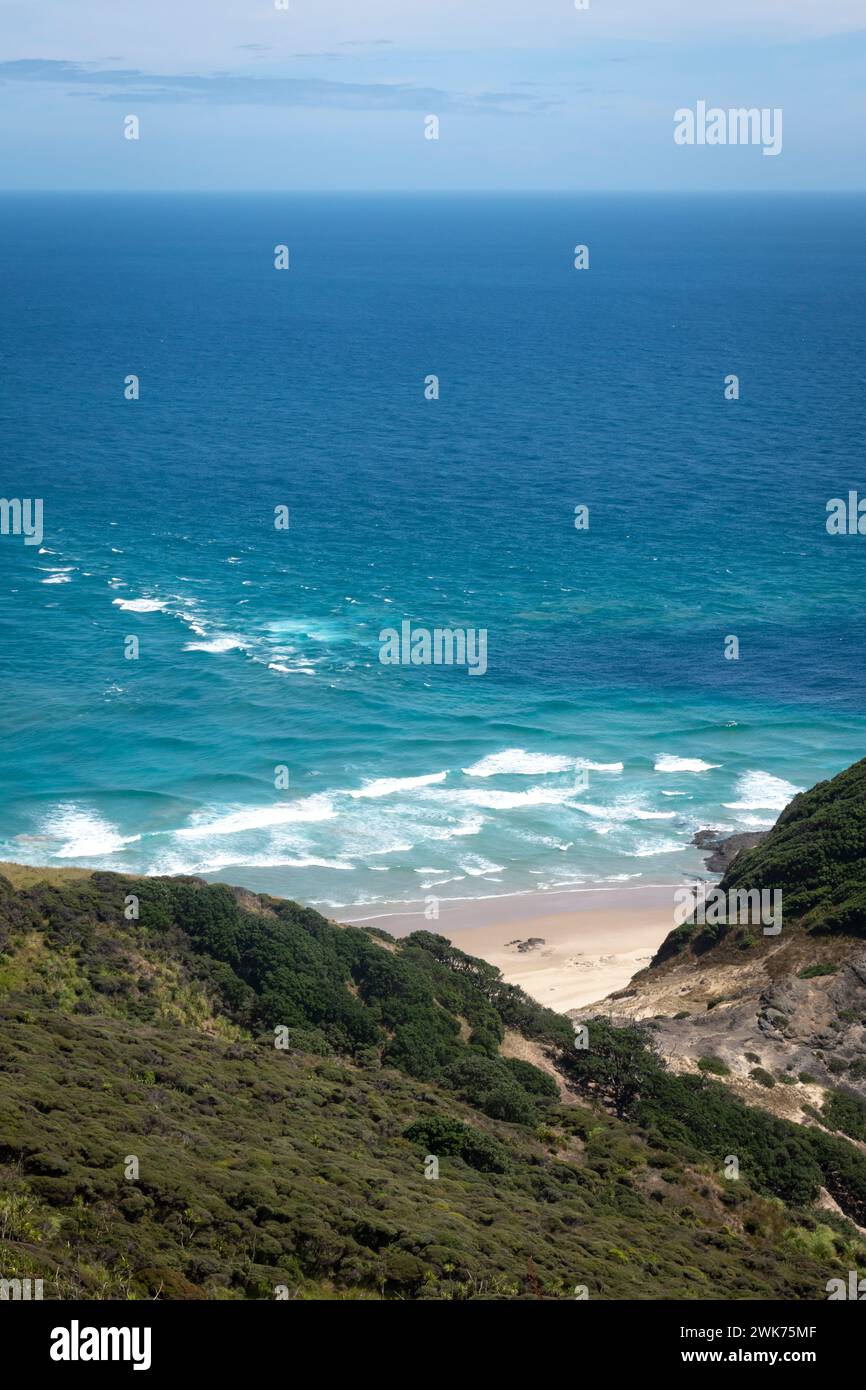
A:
[339,884,680,1013]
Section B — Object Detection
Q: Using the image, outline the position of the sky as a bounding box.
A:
[0,0,864,191]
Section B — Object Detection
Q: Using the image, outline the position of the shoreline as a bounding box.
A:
[337,883,680,1014]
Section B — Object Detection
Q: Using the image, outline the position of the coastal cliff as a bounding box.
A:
[573,758,866,1134]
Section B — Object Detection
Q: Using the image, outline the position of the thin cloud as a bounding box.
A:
[0,58,548,113]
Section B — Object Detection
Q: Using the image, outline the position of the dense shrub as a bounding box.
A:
[403,1117,510,1173]
[442,1056,538,1125]
[823,1089,866,1143]
[697,1056,730,1076]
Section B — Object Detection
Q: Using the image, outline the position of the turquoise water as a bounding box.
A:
[2,193,865,908]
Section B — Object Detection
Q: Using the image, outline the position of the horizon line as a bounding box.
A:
[1,187,865,197]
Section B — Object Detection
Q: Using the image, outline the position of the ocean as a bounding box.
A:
[2,192,865,913]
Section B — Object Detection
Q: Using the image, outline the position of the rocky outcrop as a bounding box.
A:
[692,828,769,873]
[571,931,866,1126]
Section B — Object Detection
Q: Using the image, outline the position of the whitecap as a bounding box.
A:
[463,749,575,777]
[573,801,677,822]
[426,815,485,840]
[463,748,622,777]
[268,661,315,676]
[42,805,140,859]
[723,770,801,812]
[348,772,447,799]
[183,635,245,654]
[112,597,167,613]
[626,839,685,857]
[458,854,506,876]
[654,755,720,773]
[426,785,575,811]
[175,794,336,839]
[178,612,208,637]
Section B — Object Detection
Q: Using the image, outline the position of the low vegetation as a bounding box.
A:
[1,869,865,1299]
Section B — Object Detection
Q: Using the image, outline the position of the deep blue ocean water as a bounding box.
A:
[1,193,865,910]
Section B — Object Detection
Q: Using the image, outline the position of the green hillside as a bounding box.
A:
[722,757,866,934]
[2,869,865,1300]
[652,757,866,966]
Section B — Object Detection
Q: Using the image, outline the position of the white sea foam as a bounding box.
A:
[627,839,685,857]
[183,635,245,654]
[112,597,168,613]
[43,806,140,859]
[654,755,720,773]
[148,848,354,875]
[178,613,208,637]
[516,831,574,851]
[348,772,448,799]
[176,794,336,839]
[426,785,575,811]
[723,770,801,812]
[414,815,485,841]
[268,662,315,676]
[41,574,71,584]
[265,617,349,644]
[463,749,573,777]
[458,854,506,876]
[573,801,677,822]
[462,748,622,777]
[357,815,486,853]
[216,854,354,873]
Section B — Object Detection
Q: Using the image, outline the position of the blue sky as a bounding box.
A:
[0,0,864,190]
